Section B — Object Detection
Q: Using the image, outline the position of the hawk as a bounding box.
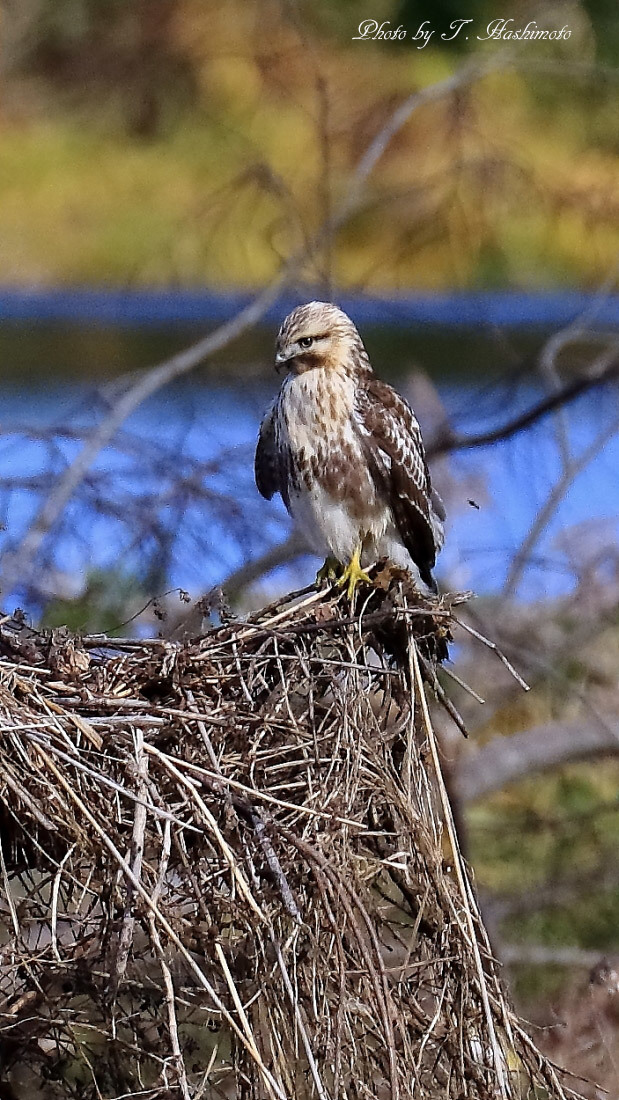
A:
[255,302,445,595]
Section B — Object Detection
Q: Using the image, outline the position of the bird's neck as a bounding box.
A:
[280,367,357,451]
[284,366,354,416]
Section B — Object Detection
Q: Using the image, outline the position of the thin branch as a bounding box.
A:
[110,727,148,998]
[191,531,306,617]
[29,740,287,1100]
[503,410,619,597]
[427,350,618,459]
[409,638,509,1099]
[0,283,285,595]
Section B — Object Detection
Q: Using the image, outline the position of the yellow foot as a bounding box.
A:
[336,548,372,600]
[316,556,340,586]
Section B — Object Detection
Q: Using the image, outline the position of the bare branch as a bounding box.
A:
[457,715,619,804]
[0,285,285,594]
[503,409,619,597]
[427,349,618,459]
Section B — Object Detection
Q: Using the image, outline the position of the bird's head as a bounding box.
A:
[274,301,369,376]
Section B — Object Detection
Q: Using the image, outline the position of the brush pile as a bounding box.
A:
[0,574,574,1099]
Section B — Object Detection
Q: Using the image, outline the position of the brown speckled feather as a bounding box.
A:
[354,378,441,590]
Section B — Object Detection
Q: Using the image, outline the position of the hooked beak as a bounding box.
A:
[274,351,290,373]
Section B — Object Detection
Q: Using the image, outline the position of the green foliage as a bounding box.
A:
[581,0,619,61]
[469,760,619,1008]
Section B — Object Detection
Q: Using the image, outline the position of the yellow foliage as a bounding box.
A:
[1,0,617,288]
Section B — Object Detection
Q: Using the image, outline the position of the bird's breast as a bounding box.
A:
[278,370,355,448]
[276,370,378,519]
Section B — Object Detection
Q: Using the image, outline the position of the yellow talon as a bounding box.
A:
[316,556,340,586]
[337,547,371,600]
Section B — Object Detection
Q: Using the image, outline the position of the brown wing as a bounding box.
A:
[355,377,441,589]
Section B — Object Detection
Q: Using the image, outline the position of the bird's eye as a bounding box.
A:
[298,336,313,349]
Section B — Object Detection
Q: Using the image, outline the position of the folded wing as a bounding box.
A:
[355,378,443,589]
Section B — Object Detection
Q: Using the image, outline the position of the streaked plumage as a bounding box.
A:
[255,301,445,591]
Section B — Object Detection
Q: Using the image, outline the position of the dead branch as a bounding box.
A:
[0,578,576,1098]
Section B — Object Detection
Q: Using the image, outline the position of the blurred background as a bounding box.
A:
[1,0,618,1091]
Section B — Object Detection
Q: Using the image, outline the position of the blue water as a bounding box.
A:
[1,287,619,330]
[0,367,617,612]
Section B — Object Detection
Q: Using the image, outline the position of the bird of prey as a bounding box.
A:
[255,301,445,596]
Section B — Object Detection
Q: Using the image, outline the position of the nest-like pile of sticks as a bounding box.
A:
[0,574,574,1099]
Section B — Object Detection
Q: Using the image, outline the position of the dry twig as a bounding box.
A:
[0,579,577,1099]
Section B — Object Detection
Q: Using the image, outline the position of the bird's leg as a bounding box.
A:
[316,555,340,586]
[337,545,371,600]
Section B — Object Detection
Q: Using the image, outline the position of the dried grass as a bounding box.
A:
[0,574,579,1099]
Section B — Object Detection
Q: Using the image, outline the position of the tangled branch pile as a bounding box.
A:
[0,576,575,1099]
